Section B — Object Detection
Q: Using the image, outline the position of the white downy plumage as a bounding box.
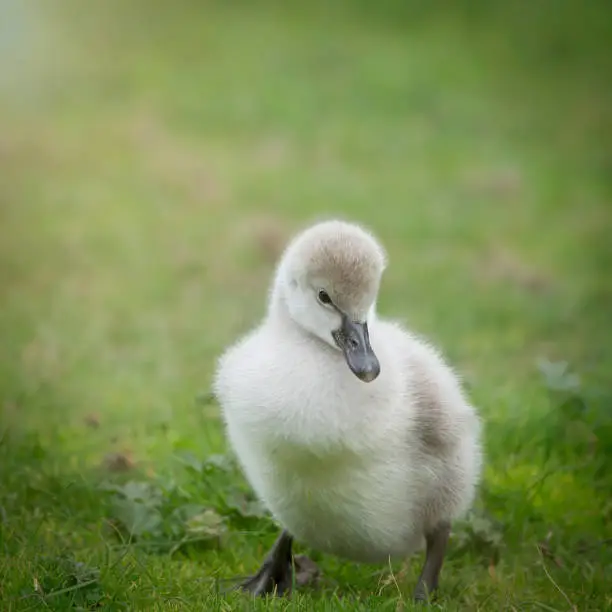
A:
[214,219,482,585]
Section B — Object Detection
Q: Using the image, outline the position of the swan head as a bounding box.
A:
[272,220,387,383]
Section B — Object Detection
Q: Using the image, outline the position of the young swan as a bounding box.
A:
[214,220,482,601]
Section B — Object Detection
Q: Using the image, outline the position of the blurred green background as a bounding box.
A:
[1,1,611,610]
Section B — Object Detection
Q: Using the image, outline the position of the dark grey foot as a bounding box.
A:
[236,530,319,597]
[413,521,451,603]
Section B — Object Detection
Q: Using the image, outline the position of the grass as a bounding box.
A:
[1,0,611,609]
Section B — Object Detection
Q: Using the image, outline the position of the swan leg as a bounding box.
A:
[413,521,451,603]
[236,530,319,596]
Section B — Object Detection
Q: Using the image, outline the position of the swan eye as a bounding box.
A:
[317,290,332,305]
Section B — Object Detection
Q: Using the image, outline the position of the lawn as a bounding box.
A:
[1,0,611,609]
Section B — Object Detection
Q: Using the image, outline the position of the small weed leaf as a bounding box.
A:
[108,480,165,538]
[111,497,163,538]
[224,491,269,520]
[176,451,204,473]
[176,451,234,475]
[452,509,504,565]
[202,453,234,473]
[119,481,162,504]
[169,503,226,540]
[537,358,581,393]
[170,503,209,523]
[185,508,227,539]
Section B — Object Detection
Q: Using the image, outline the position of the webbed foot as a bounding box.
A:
[234,531,319,596]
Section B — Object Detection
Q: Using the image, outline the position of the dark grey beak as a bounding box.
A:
[333,316,380,383]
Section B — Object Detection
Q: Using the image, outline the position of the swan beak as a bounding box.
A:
[333,317,380,383]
